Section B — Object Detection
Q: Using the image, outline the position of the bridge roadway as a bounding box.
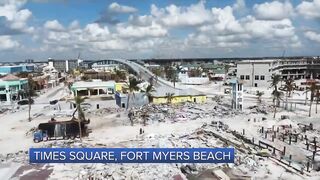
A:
[92,59,179,90]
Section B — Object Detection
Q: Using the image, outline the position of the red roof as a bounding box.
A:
[1,74,21,81]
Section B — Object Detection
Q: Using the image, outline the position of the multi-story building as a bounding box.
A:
[90,60,121,72]
[236,60,273,87]
[236,57,320,87]
[48,58,82,72]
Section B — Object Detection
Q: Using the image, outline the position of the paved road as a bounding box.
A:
[99,59,178,89]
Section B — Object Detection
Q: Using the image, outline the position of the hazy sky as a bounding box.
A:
[0,0,319,61]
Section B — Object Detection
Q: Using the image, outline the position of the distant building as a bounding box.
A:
[91,60,121,72]
[236,57,320,87]
[0,74,28,103]
[25,59,34,63]
[48,58,82,72]
[230,79,243,110]
[0,65,34,75]
[178,68,209,85]
[71,80,116,97]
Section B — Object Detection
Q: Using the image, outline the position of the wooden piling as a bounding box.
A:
[283,146,286,156]
[289,135,292,145]
[273,147,276,155]
[313,151,316,161]
[289,155,292,166]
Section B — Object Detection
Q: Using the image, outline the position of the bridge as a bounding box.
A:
[88,59,178,89]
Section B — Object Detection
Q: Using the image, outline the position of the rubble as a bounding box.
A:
[128,102,241,125]
[248,104,273,114]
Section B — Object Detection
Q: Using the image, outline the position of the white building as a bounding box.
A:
[236,57,320,87]
[236,60,273,87]
[178,68,209,85]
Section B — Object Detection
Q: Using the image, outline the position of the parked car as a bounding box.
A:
[18,99,34,105]
[49,99,59,105]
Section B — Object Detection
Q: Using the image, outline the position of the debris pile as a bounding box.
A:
[248,104,273,114]
[128,102,241,125]
[90,107,124,116]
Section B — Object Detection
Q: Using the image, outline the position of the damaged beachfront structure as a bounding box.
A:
[0,74,28,103]
[71,80,123,97]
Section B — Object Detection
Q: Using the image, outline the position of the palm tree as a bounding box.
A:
[73,95,86,140]
[171,74,178,88]
[272,89,284,118]
[165,93,175,104]
[115,69,126,81]
[256,91,264,104]
[304,82,317,117]
[282,78,296,110]
[315,89,320,114]
[142,84,156,103]
[269,74,281,90]
[126,77,140,110]
[165,66,179,88]
[269,74,282,107]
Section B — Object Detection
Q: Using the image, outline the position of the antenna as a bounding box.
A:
[282,50,286,59]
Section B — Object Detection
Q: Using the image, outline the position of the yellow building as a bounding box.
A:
[152,87,207,104]
[115,82,125,92]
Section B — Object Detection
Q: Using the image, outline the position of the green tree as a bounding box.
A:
[165,93,175,104]
[126,77,141,110]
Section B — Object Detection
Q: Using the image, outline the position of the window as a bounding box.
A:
[260,75,265,80]
[245,75,250,80]
[255,75,259,80]
[240,75,244,80]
